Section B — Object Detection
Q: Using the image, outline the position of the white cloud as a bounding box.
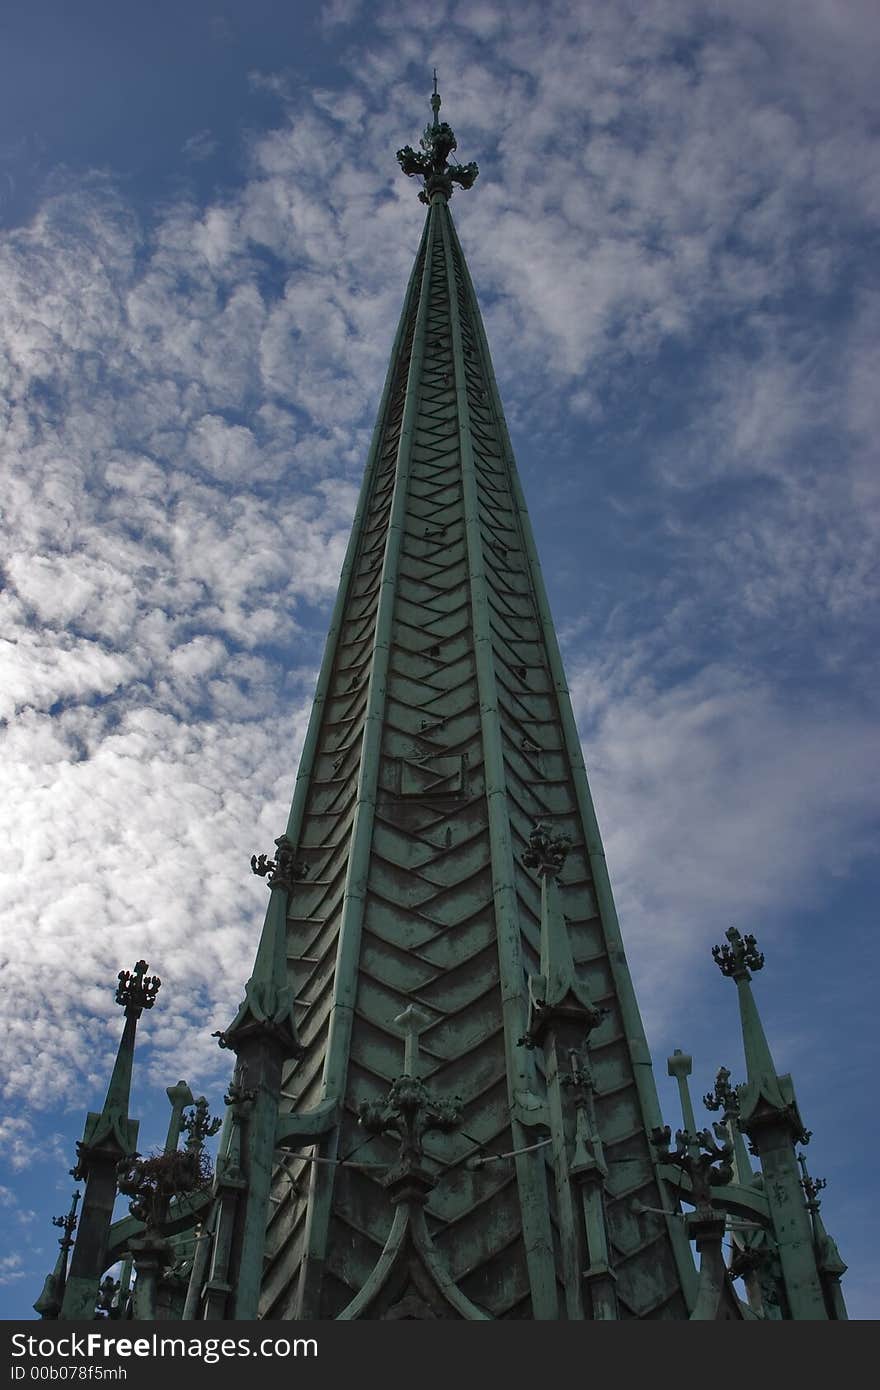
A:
[0,1254,24,1285]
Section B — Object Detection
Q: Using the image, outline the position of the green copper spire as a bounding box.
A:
[712,928,829,1318]
[712,927,811,1144]
[521,824,606,1046]
[174,89,847,1322]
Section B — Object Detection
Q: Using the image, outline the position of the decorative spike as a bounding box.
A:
[712,927,764,979]
[431,67,441,126]
[210,830,307,1319]
[702,1064,737,1115]
[397,78,478,203]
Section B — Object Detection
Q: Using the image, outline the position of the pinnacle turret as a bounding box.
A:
[711,928,829,1317]
[798,1152,848,1317]
[703,1064,754,1184]
[219,836,307,1056]
[712,927,809,1143]
[71,960,159,1170]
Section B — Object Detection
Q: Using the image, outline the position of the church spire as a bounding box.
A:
[397,77,478,203]
[174,89,847,1322]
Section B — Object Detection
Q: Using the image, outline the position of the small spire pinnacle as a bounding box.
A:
[519,824,606,1047]
[703,1064,754,1182]
[667,1049,701,1160]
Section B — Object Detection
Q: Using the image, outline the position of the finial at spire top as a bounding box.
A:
[397,77,479,204]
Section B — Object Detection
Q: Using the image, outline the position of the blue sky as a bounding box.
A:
[0,0,877,1318]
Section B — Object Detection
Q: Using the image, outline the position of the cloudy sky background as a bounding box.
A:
[1,0,877,1317]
